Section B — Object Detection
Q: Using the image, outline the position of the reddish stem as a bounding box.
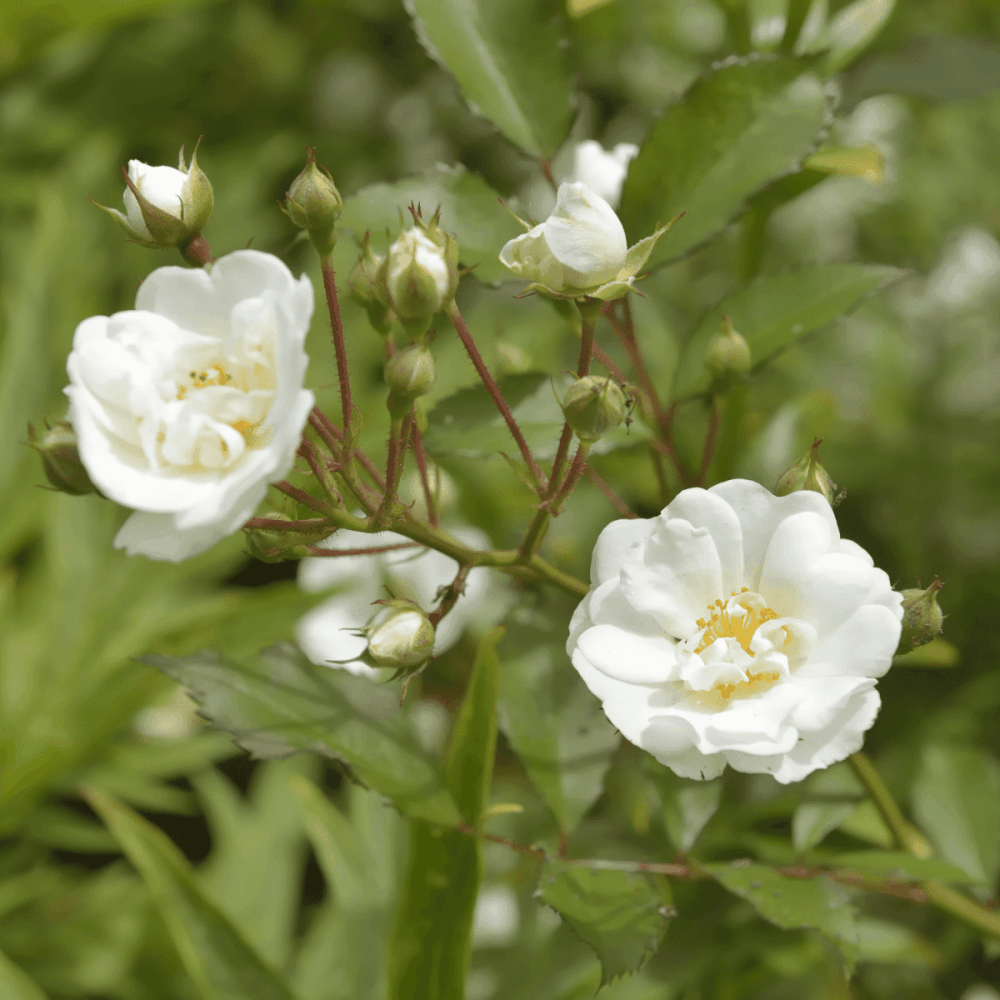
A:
[583,465,638,519]
[548,444,590,511]
[447,303,545,487]
[243,516,330,532]
[302,542,422,558]
[319,254,354,440]
[593,343,627,384]
[411,422,439,526]
[427,564,471,627]
[311,408,386,491]
[698,395,722,487]
[271,480,328,515]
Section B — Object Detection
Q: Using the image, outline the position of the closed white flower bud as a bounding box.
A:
[365,599,435,670]
[569,140,639,210]
[380,228,457,324]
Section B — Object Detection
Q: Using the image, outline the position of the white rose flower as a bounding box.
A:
[499,182,675,302]
[567,479,903,784]
[569,140,640,210]
[297,526,506,677]
[65,250,315,562]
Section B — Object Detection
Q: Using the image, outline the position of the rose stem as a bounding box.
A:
[272,480,330,516]
[319,252,354,446]
[518,304,597,559]
[649,444,671,506]
[302,542,421,557]
[379,416,404,519]
[244,516,330,532]
[309,407,385,492]
[547,442,591,511]
[427,564,471,627]
[446,301,545,488]
[849,751,1000,939]
[298,439,342,506]
[411,421,439,527]
[697,393,722,487]
[593,342,627,383]
[584,464,638,518]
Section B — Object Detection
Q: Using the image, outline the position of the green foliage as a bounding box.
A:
[535,860,672,986]
[145,644,462,826]
[405,0,573,157]
[0,948,49,1000]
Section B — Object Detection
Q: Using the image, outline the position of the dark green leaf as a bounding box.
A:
[654,770,722,854]
[497,604,619,834]
[339,166,522,286]
[404,0,572,156]
[83,787,299,1000]
[536,860,671,985]
[705,862,857,969]
[386,628,504,1000]
[912,744,1000,888]
[828,851,976,885]
[423,372,648,461]
[145,644,461,826]
[619,55,831,265]
[671,264,905,399]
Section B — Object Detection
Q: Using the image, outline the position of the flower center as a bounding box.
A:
[175,364,234,399]
[694,587,778,656]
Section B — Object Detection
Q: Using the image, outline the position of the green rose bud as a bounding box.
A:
[704,315,752,384]
[774,438,843,507]
[28,420,97,496]
[282,147,343,256]
[365,599,435,670]
[385,345,436,418]
[562,376,627,442]
[244,512,328,563]
[897,579,945,654]
[379,225,458,332]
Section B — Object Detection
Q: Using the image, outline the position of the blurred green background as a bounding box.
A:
[2,0,1000,997]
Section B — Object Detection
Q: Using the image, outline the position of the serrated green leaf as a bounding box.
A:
[404,0,572,157]
[619,55,831,266]
[0,947,50,1000]
[386,628,504,1000]
[671,264,906,399]
[83,787,299,1000]
[145,644,461,827]
[536,860,671,985]
[497,603,619,834]
[339,166,522,286]
[829,851,976,885]
[912,744,1000,888]
[705,862,858,970]
[423,371,648,461]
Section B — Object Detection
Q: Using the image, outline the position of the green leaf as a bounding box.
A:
[792,763,863,854]
[404,0,572,157]
[536,860,671,985]
[619,55,832,266]
[912,744,1000,888]
[671,264,906,399]
[386,628,504,1000]
[339,166,522,286]
[497,604,619,835]
[0,947,50,1000]
[705,862,857,969]
[815,0,896,74]
[145,644,461,827]
[828,851,976,885]
[653,769,722,854]
[83,787,300,1000]
[423,372,648,461]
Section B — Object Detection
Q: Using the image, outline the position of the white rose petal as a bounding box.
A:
[386,228,451,301]
[569,140,640,209]
[65,250,315,562]
[296,525,509,676]
[567,479,903,784]
[123,160,189,237]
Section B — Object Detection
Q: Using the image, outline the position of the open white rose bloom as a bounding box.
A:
[297,526,507,677]
[65,250,315,561]
[568,480,904,783]
[499,181,674,301]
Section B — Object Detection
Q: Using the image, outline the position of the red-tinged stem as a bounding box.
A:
[698,394,722,487]
[428,564,471,627]
[180,234,213,268]
[456,823,545,859]
[593,343,627,384]
[243,516,330,532]
[447,302,545,487]
[302,542,422,558]
[382,417,404,513]
[312,408,386,492]
[411,422,439,526]
[272,480,329,515]
[540,159,557,193]
[298,439,342,506]
[548,442,591,511]
[649,444,671,506]
[319,253,353,442]
[584,465,638,519]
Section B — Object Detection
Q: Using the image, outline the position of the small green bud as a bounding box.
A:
[379,225,458,325]
[897,580,945,654]
[244,513,327,563]
[365,599,435,670]
[348,234,394,335]
[704,315,752,384]
[562,376,627,442]
[28,421,97,496]
[282,148,342,255]
[774,437,843,507]
[385,345,436,417]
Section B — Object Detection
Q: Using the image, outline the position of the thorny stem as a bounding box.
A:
[548,442,591,511]
[380,416,405,519]
[593,343,627,384]
[272,479,330,516]
[244,516,330,532]
[584,464,638,519]
[302,542,421,558]
[698,394,722,487]
[298,439,341,506]
[319,252,354,445]
[311,408,386,493]
[849,751,1000,940]
[428,564,471,628]
[447,302,545,488]
[411,421,439,526]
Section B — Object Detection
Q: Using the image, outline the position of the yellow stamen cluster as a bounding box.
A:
[177,364,233,400]
[694,587,782,701]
